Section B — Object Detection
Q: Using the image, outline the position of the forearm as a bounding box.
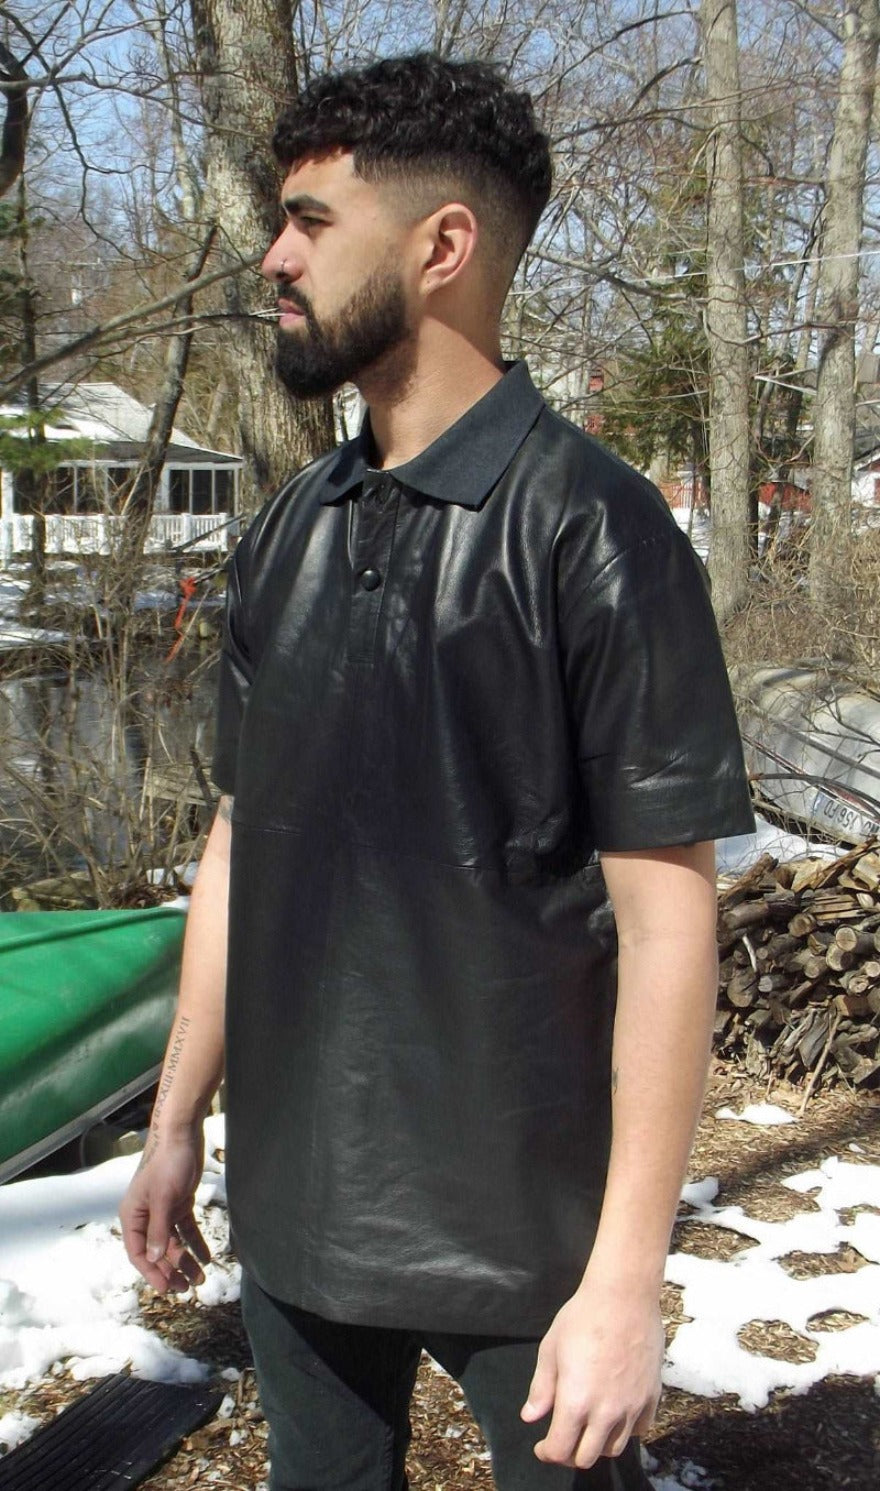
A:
[522,844,718,1463]
[586,843,718,1292]
[586,932,717,1291]
[147,799,232,1144]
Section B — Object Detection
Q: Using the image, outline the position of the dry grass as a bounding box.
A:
[722,524,880,685]
[671,1222,758,1262]
[777,1246,870,1280]
[660,1282,690,1348]
[807,1310,869,1333]
[736,1320,819,1364]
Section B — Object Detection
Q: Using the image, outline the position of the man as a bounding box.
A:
[121,53,754,1491]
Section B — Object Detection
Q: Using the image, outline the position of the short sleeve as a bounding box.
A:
[212,549,253,795]
[560,527,755,850]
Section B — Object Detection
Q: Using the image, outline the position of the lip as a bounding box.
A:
[277,303,306,330]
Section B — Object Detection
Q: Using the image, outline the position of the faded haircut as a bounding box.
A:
[272,53,552,284]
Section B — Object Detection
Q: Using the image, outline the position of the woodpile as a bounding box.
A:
[716,844,880,1096]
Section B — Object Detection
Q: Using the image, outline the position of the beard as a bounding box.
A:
[274,265,412,399]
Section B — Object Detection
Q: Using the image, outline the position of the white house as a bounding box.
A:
[1,382,242,564]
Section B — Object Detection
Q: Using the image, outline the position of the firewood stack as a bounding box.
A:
[716,844,880,1091]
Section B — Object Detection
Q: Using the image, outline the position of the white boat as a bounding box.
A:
[730,663,880,846]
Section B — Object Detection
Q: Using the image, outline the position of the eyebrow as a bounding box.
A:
[282,193,333,217]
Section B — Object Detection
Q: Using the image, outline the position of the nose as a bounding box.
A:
[261,229,300,284]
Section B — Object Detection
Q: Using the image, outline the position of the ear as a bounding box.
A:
[417,203,479,297]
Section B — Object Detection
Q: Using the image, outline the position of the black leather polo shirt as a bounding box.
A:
[213,361,754,1334]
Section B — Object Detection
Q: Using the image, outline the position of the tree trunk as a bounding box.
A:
[16,177,48,622]
[0,44,28,199]
[111,228,218,612]
[702,0,751,624]
[190,0,334,512]
[808,0,880,623]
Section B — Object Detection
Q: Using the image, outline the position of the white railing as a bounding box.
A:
[0,513,232,563]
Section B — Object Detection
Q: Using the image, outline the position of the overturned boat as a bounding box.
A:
[0,905,184,1183]
[731,663,880,846]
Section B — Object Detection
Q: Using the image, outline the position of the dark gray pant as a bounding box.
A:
[241,1272,653,1491]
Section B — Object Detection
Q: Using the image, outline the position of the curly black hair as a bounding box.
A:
[272,53,552,269]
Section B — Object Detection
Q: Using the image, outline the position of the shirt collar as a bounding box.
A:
[320,360,544,509]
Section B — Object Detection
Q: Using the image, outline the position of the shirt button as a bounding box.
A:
[359,568,382,591]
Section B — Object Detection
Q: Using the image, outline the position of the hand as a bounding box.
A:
[520,1274,664,1468]
[119,1129,211,1294]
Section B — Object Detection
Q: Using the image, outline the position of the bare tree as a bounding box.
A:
[0,42,28,198]
[701,0,751,622]
[189,0,334,508]
[809,0,880,619]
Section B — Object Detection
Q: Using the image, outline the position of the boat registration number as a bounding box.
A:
[812,788,880,842]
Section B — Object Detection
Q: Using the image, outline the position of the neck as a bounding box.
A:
[359,325,505,469]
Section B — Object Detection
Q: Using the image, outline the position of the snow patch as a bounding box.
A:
[0,1119,233,1391]
[0,1411,41,1454]
[666,1159,880,1408]
[715,1103,796,1126]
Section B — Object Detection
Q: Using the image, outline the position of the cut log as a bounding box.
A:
[758,972,790,994]
[839,969,870,996]
[826,943,855,973]
[715,843,880,1097]
[788,911,817,937]
[833,927,875,955]
[718,852,778,906]
[726,968,759,1007]
[762,932,801,963]
[834,991,870,1017]
[853,851,880,890]
[722,901,774,931]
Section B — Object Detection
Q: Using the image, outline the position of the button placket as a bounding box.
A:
[348,481,398,665]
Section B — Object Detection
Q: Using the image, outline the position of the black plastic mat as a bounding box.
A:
[0,1373,224,1489]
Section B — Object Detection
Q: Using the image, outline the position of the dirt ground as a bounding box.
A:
[6,1062,880,1490]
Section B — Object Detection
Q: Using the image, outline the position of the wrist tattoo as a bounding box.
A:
[150,1015,192,1131]
[218,795,234,824]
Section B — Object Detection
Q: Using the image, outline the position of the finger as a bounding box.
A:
[572,1423,613,1472]
[121,1209,175,1292]
[521,1341,556,1423]
[159,1234,204,1289]
[173,1245,207,1288]
[165,1266,194,1293]
[634,1391,660,1439]
[598,1417,630,1461]
[175,1214,211,1266]
[533,1397,592,1465]
[145,1209,176,1268]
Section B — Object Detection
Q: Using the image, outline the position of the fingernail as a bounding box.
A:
[146,1244,163,1262]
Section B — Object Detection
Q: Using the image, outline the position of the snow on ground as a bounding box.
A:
[0,1115,235,1392]
[0,1410,41,1453]
[666,1155,880,1410]
[715,1103,797,1126]
[670,507,711,563]
[1,1115,878,1488]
